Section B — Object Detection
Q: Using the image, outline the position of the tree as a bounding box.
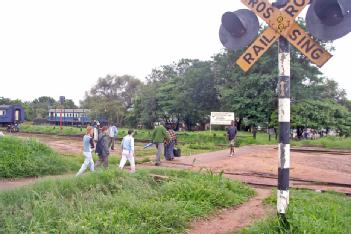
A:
[81,75,143,125]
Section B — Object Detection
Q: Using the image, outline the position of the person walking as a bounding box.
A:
[76,126,95,176]
[119,129,135,173]
[164,124,177,160]
[227,121,237,157]
[95,126,110,168]
[108,123,118,150]
[152,122,170,166]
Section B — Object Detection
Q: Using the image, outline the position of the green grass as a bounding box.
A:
[19,123,84,135]
[239,189,351,234]
[0,136,80,178]
[19,123,277,146]
[0,168,255,233]
[291,136,351,150]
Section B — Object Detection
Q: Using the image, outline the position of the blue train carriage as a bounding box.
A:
[47,108,91,126]
[0,104,25,132]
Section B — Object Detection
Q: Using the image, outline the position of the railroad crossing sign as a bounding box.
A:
[219,0,351,216]
[236,0,333,72]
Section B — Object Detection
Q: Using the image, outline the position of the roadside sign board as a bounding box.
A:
[210,112,235,125]
[237,0,332,72]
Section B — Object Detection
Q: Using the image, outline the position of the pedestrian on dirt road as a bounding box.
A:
[93,120,100,143]
[252,126,257,139]
[152,121,170,166]
[119,129,136,173]
[76,126,95,176]
[227,121,237,157]
[108,123,118,150]
[95,126,110,168]
[164,123,177,161]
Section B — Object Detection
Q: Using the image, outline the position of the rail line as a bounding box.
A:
[160,162,351,196]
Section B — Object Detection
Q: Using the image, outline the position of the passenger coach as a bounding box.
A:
[0,104,25,126]
[48,109,91,126]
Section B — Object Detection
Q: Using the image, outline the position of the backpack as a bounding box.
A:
[95,135,105,156]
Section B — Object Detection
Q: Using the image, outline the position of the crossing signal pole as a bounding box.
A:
[219,0,351,216]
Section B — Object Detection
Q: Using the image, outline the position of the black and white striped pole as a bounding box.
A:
[277,36,290,215]
[274,0,290,216]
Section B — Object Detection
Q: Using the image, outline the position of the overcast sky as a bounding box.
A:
[0,0,350,105]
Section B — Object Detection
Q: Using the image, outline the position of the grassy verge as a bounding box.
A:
[291,136,351,150]
[0,169,255,233]
[19,123,277,145]
[0,136,80,178]
[239,189,351,234]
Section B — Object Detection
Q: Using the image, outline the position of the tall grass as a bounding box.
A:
[0,168,255,233]
[0,136,80,178]
[239,189,351,234]
[291,136,351,150]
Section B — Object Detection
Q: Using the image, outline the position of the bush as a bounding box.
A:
[0,136,79,178]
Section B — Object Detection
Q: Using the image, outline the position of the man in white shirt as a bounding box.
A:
[119,129,135,172]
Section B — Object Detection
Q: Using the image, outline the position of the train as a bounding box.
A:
[47,108,108,126]
[47,108,91,125]
[0,104,25,132]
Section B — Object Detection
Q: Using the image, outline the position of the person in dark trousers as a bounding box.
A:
[164,124,177,160]
[227,121,237,157]
[95,126,110,168]
[252,126,257,139]
[152,122,170,166]
[108,123,118,150]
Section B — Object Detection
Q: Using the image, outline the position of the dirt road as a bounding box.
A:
[4,132,351,194]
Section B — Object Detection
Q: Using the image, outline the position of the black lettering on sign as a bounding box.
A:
[285,0,307,18]
[253,45,265,56]
[293,0,306,7]
[297,36,307,46]
[288,29,301,41]
[244,53,255,65]
[256,2,266,13]
[301,39,316,54]
[263,7,274,19]
[259,38,268,46]
[311,48,323,59]
[263,34,276,44]
[285,5,298,18]
[248,0,258,8]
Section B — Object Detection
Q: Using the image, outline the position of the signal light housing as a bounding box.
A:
[219,9,259,51]
[306,0,351,40]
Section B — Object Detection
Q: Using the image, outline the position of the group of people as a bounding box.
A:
[76,121,178,176]
[76,123,136,176]
[151,122,177,166]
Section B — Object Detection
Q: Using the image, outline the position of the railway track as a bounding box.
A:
[160,162,351,196]
[6,131,351,155]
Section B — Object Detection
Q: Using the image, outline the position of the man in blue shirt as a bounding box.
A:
[227,121,237,157]
[76,126,95,176]
[119,129,135,172]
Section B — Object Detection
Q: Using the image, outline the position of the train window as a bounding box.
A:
[0,110,6,116]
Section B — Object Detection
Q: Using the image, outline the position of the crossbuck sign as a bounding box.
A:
[236,0,332,72]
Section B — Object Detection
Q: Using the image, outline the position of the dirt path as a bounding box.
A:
[159,145,351,194]
[188,188,272,234]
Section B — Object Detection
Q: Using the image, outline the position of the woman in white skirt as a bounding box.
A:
[119,129,135,173]
[76,126,95,176]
